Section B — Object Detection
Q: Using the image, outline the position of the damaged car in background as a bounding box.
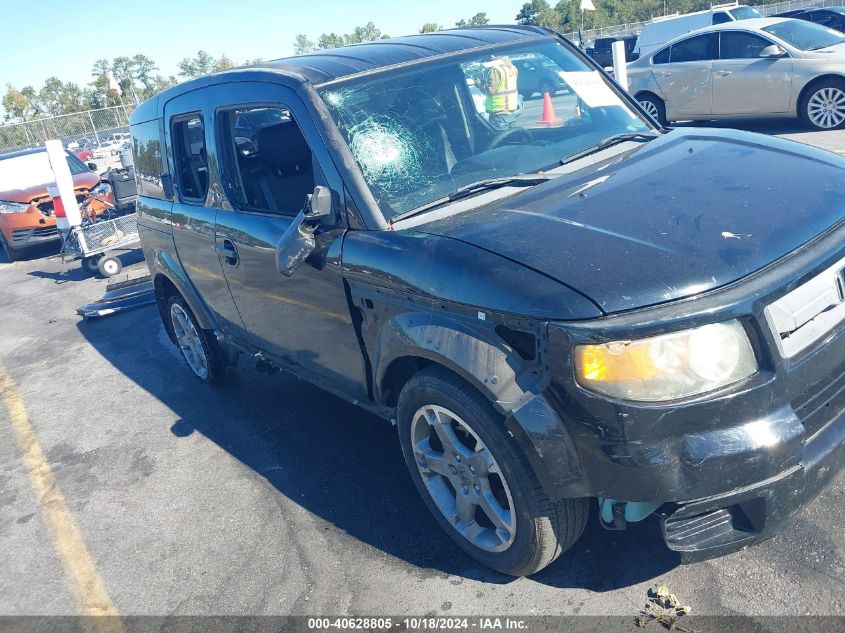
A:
[0,147,114,261]
[131,24,845,576]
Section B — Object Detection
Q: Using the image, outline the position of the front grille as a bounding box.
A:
[36,194,88,217]
[11,226,58,245]
[792,366,845,440]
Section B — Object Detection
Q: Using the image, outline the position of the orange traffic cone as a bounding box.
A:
[537,91,562,126]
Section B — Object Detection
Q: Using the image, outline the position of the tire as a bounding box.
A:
[538,78,555,97]
[637,93,667,126]
[81,255,102,276]
[0,233,21,263]
[97,255,122,277]
[801,78,845,131]
[397,366,588,576]
[166,295,224,383]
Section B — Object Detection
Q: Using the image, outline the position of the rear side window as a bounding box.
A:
[712,12,732,25]
[171,114,208,201]
[719,32,774,59]
[130,119,164,199]
[218,106,315,216]
[670,34,716,62]
[652,47,671,64]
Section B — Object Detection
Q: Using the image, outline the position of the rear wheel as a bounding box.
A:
[167,295,223,383]
[637,93,667,126]
[801,79,845,130]
[397,366,588,576]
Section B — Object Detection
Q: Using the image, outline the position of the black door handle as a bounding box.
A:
[214,238,239,266]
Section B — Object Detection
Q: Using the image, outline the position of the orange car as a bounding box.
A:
[0,147,114,261]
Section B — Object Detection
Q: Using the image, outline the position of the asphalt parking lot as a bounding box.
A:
[1,121,844,624]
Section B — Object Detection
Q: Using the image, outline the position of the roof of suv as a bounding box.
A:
[259,25,552,84]
[130,25,555,123]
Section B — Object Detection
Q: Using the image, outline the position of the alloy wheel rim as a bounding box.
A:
[103,259,119,275]
[170,304,209,380]
[808,87,845,129]
[410,404,516,553]
[640,100,659,120]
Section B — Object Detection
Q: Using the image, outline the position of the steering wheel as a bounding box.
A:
[487,126,533,151]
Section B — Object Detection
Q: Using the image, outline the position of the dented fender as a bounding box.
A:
[363,305,586,499]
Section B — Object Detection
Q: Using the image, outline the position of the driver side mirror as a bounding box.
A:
[275,186,334,277]
[87,162,98,171]
[760,44,786,58]
[304,185,332,221]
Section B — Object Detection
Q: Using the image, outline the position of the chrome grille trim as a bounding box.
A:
[765,255,845,358]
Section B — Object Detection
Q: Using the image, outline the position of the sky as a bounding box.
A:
[0,0,522,91]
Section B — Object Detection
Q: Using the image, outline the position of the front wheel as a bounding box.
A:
[0,233,21,262]
[637,93,667,126]
[801,79,845,130]
[397,366,588,576]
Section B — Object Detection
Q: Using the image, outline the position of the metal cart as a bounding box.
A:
[62,212,140,277]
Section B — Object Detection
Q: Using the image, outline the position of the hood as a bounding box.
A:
[0,171,99,203]
[814,42,845,56]
[415,129,845,314]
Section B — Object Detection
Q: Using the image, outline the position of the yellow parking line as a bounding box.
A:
[0,358,123,633]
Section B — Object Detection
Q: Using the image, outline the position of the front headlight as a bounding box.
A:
[574,320,757,402]
[91,182,112,196]
[0,200,30,214]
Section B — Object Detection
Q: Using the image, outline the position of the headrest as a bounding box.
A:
[257,122,312,172]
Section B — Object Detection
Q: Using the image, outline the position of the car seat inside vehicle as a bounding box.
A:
[236,119,315,214]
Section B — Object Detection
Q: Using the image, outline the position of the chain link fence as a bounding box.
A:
[562,0,844,43]
[0,104,134,154]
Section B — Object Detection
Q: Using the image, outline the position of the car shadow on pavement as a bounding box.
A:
[77,305,678,590]
[28,249,145,284]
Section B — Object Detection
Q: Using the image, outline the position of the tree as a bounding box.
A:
[517,0,550,24]
[2,85,35,122]
[294,34,316,55]
[346,21,388,44]
[419,23,442,33]
[91,58,111,78]
[318,33,345,49]
[212,54,236,73]
[298,21,391,52]
[178,50,214,79]
[456,12,490,27]
[131,54,159,92]
[38,77,67,117]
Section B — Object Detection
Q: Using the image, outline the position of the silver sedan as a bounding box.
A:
[627,17,845,130]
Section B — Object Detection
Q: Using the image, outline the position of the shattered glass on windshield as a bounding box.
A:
[319,40,651,220]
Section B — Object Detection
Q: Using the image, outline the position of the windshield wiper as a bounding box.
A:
[560,132,658,166]
[389,175,552,224]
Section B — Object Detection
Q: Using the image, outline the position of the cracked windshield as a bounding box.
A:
[320,40,651,219]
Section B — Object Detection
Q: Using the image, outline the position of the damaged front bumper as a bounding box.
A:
[662,405,845,561]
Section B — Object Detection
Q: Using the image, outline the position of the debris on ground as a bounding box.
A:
[636,583,695,631]
[76,273,154,320]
